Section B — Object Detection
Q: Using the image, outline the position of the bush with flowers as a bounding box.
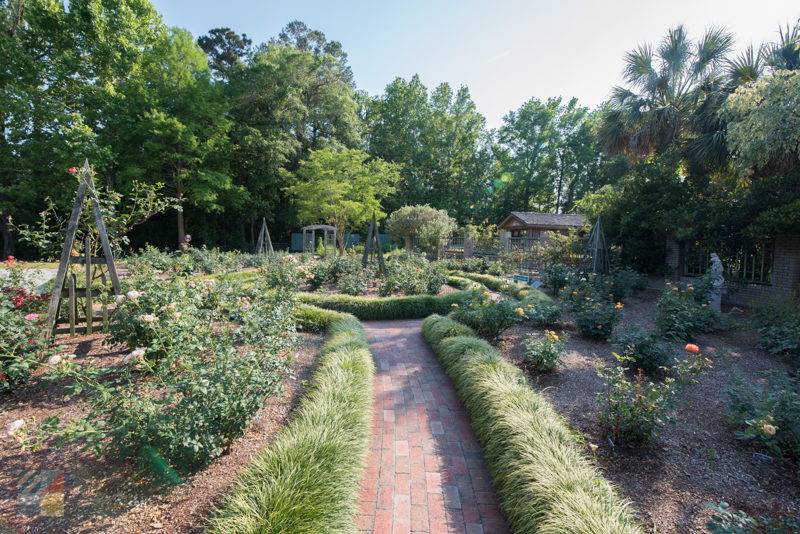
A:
[379,255,448,296]
[1,258,50,314]
[655,278,719,340]
[339,269,371,296]
[0,300,58,393]
[571,299,623,339]
[37,268,297,473]
[752,302,800,364]
[610,324,672,374]
[521,299,562,326]
[447,291,523,340]
[596,346,712,444]
[726,370,800,464]
[541,263,576,293]
[523,330,568,372]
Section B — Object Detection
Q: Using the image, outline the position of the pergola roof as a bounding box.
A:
[302,224,337,231]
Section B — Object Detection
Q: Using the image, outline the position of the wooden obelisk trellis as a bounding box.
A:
[361,213,386,274]
[584,216,611,275]
[256,217,274,255]
[44,160,121,338]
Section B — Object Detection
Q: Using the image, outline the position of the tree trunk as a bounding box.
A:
[1,214,14,259]
[405,234,414,253]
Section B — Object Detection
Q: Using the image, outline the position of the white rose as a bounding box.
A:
[115,295,126,304]
[123,347,146,364]
[137,314,158,323]
[126,290,141,300]
[4,419,25,437]
[47,355,62,366]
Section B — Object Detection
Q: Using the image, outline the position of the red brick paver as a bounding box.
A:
[357,320,509,534]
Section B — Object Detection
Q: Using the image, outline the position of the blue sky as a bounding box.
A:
[151,0,799,129]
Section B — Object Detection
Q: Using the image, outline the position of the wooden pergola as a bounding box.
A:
[302,224,337,257]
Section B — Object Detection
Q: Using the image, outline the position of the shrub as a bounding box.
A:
[541,263,574,292]
[456,271,552,303]
[448,292,522,340]
[522,299,562,326]
[655,280,718,339]
[338,269,370,296]
[596,350,711,445]
[726,370,800,464]
[752,302,800,363]
[610,325,671,373]
[300,290,472,321]
[705,502,800,533]
[307,261,332,289]
[209,314,374,533]
[523,330,568,372]
[608,267,648,297]
[421,314,642,534]
[572,299,623,339]
[42,278,297,473]
[0,301,56,393]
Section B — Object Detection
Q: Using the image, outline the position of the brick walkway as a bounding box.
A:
[357,320,509,534]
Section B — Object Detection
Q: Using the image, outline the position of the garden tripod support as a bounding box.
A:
[43,160,120,339]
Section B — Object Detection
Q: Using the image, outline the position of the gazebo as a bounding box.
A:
[302,225,337,257]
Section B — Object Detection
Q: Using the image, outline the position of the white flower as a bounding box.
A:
[4,419,25,437]
[172,312,182,320]
[126,290,141,300]
[123,347,146,364]
[115,295,126,304]
[47,355,62,366]
[137,314,159,323]
[66,354,77,360]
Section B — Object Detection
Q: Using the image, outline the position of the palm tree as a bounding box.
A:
[598,26,734,159]
[764,20,800,71]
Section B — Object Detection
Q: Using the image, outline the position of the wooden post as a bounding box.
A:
[84,235,92,335]
[85,161,120,294]
[101,272,108,330]
[68,274,76,337]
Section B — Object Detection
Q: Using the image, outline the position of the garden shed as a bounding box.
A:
[498,212,586,239]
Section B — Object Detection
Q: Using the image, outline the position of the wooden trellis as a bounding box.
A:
[361,213,386,274]
[583,216,610,275]
[255,217,274,255]
[44,161,120,338]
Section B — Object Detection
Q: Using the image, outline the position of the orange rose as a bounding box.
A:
[685,344,700,353]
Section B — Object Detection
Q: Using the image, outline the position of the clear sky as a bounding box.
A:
[151,0,799,129]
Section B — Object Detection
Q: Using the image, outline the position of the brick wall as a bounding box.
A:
[664,234,800,308]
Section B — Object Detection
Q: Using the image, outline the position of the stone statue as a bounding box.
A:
[709,253,724,311]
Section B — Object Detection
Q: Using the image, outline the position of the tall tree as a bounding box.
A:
[197,27,252,79]
[282,148,400,251]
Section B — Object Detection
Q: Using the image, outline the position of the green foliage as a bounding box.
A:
[283,148,401,250]
[0,302,55,394]
[523,330,568,372]
[610,325,672,373]
[541,263,575,293]
[572,299,623,339]
[379,255,448,296]
[209,313,374,534]
[706,502,800,534]
[300,290,472,321]
[421,314,642,534]
[43,272,296,472]
[655,279,719,340]
[752,302,800,363]
[522,300,563,326]
[448,292,523,340]
[726,370,800,464]
[338,269,371,296]
[597,352,711,444]
[385,205,456,252]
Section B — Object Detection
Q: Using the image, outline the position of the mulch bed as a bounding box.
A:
[497,288,799,533]
[0,331,324,534]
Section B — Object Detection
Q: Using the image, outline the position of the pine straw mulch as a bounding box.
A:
[496,289,799,533]
[0,331,325,534]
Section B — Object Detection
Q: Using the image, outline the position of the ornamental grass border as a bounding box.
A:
[421,313,643,534]
[209,307,374,533]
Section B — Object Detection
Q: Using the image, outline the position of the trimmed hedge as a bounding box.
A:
[299,290,474,321]
[209,312,375,533]
[456,272,551,303]
[421,314,642,534]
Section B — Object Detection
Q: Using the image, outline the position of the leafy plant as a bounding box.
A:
[655,279,719,339]
[572,299,623,339]
[752,302,800,364]
[338,269,371,296]
[726,370,800,464]
[611,324,672,373]
[448,292,523,340]
[522,300,562,326]
[523,330,568,372]
[706,502,800,533]
[541,263,575,292]
[596,350,711,444]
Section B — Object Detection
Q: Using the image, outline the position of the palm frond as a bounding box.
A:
[659,25,692,79]
[764,19,800,70]
[725,45,764,88]
[694,26,734,78]
[622,43,656,89]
